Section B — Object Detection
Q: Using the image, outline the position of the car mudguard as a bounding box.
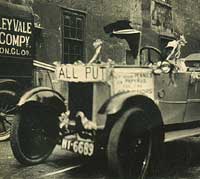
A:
[17,87,66,114]
[98,92,164,164]
[99,92,163,130]
[0,79,22,94]
[0,79,22,114]
[10,87,66,162]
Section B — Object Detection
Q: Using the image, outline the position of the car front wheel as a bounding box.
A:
[10,103,58,165]
[107,107,159,179]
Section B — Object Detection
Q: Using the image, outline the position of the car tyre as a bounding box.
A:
[107,107,162,179]
[10,104,58,165]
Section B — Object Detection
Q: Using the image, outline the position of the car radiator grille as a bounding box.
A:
[68,83,93,120]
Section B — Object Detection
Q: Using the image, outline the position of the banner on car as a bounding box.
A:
[56,64,109,82]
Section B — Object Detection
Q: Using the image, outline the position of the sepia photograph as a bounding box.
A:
[0,0,200,178]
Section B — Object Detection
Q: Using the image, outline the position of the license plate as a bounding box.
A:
[61,139,94,156]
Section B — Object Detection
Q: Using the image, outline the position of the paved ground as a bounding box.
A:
[1,137,200,178]
[0,141,105,179]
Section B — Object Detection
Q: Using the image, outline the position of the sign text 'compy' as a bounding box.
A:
[0,17,33,58]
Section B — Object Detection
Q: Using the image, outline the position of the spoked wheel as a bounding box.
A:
[107,108,155,179]
[0,115,12,141]
[10,103,58,165]
[0,91,18,141]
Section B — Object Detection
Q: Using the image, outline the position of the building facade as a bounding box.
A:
[1,0,200,96]
[3,0,200,64]
[30,0,200,65]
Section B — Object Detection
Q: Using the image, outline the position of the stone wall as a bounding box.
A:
[33,2,61,64]
[4,0,199,98]
[5,0,200,61]
[33,0,142,64]
[172,0,200,57]
[31,0,165,63]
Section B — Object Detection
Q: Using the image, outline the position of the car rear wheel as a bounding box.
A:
[10,103,58,165]
[107,107,157,179]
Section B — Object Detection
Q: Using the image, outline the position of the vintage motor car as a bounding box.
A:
[10,26,200,179]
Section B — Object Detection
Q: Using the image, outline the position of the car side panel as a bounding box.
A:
[155,72,190,124]
[184,72,200,122]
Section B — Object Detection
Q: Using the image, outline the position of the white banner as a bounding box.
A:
[56,64,109,82]
[112,68,154,99]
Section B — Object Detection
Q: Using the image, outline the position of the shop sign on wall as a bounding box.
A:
[0,16,33,58]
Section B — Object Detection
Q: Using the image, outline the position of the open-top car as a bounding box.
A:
[10,23,200,179]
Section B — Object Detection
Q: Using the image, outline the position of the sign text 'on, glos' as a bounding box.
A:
[56,65,108,82]
[0,16,33,58]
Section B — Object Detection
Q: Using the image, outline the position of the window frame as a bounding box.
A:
[154,0,172,7]
[151,0,173,36]
[61,8,86,64]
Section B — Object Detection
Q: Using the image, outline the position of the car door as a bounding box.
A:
[184,72,200,122]
[155,72,190,125]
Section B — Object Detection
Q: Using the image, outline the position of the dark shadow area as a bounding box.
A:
[147,136,200,179]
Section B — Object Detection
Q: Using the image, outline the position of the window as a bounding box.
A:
[62,10,85,64]
[151,0,173,34]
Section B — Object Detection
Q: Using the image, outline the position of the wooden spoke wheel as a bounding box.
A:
[0,91,18,141]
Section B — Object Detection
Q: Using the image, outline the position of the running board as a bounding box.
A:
[165,127,200,143]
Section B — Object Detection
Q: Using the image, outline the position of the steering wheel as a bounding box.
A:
[140,46,163,65]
